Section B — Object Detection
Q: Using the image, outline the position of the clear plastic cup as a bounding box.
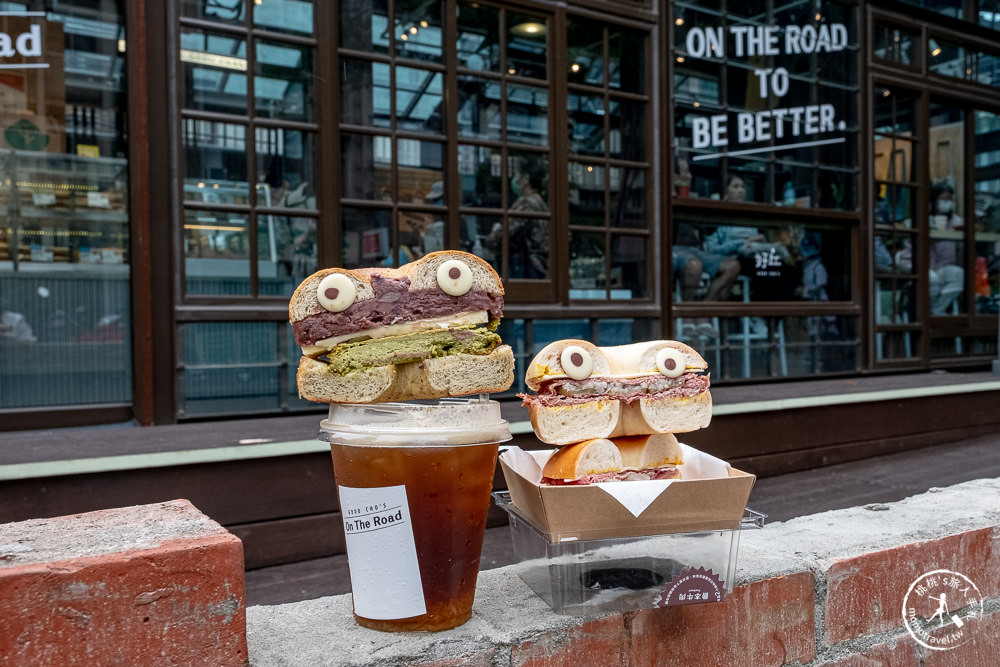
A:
[318,398,511,632]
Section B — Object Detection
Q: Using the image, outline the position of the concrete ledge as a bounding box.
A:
[247,478,1000,666]
[0,500,248,666]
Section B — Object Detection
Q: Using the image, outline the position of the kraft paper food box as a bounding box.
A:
[499,443,755,543]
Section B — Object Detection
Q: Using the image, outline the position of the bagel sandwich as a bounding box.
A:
[290,251,514,403]
[519,339,711,444]
[541,434,684,485]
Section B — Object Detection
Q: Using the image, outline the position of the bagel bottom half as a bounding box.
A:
[527,391,712,445]
[296,344,514,403]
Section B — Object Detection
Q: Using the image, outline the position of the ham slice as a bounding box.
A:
[542,466,680,485]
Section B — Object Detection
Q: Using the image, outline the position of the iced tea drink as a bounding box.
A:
[320,399,510,632]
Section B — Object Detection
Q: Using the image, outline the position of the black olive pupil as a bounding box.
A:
[449,267,462,280]
[570,352,584,367]
[325,287,339,300]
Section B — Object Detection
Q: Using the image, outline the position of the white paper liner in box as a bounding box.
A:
[499,443,731,518]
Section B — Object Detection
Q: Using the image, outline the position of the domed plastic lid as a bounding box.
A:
[318,398,512,446]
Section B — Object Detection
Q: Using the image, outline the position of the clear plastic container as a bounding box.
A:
[494,490,765,614]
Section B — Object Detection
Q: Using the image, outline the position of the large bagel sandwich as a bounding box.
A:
[541,434,684,485]
[520,339,711,444]
[290,250,514,403]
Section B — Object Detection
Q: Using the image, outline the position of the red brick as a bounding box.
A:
[627,572,815,666]
[814,637,920,667]
[824,528,1000,644]
[0,500,247,666]
[511,615,627,667]
[923,611,1000,667]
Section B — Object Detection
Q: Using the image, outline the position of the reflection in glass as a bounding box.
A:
[929,39,966,79]
[184,210,250,295]
[259,216,317,297]
[567,18,603,86]
[508,151,549,210]
[341,59,390,127]
[255,40,313,121]
[568,94,604,156]
[256,128,316,209]
[873,136,914,185]
[395,0,442,62]
[182,0,244,25]
[183,120,249,202]
[507,13,547,80]
[396,66,443,133]
[462,214,502,273]
[457,2,500,71]
[609,98,645,161]
[611,235,647,298]
[458,145,502,208]
[254,0,314,35]
[180,30,248,115]
[396,139,443,203]
[342,207,392,268]
[509,218,549,279]
[341,133,389,200]
[457,76,502,140]
[929,104,965,315]
[569,163,605,227]
[873,22,918,66]
[609,26,645,93]
[610,168,646,228]
[875,184,914,228]
[183,322,280,416]
[569,231,605,294]
[340,0,389,54]
[874,88,917,135]
[507,84,548,146]
[974,110,1000,315]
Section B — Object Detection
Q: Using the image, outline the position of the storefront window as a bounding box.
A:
[974,110,1000,315]
[673,0,858,209]
[1,4,130,410]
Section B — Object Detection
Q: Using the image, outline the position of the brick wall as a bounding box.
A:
[2,480,998,666]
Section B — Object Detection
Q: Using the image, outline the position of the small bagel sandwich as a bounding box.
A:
[290,251,514,403]
[519,339,711,444]
[541,434,684,485]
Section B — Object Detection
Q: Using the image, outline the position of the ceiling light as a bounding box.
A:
[420,20,428,28]
[675,18,684,26]
[409,26,418,34]
[676,56,685,63]
[570,63,580,72]
[400,33,408,40]
[511,21,546,37]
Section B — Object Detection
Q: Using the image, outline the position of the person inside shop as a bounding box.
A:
[507,155,550,279]
[928,181,964,315]
[423,181,446,254]
[672,163,741,337]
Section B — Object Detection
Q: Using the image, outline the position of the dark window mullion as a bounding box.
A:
[246,32,260,297]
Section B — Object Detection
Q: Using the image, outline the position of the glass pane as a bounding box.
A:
[286,326,316,411]
[180,29,248,115]
[255,40,313,121]
[873,22,918,66]
[182,0,245,25]
[567,17,604,86]
[397,211,430,262]
[396,66,443,133]
[395,0,443,63]
[875,233,915,275]
[256,128,316,209]
[509,218,550,279]
[874,184,914,228]
[899,0,962,19]
[568,93,604,156]
[458,145,502,207]
[183,120,249,203]
[461,214,502,274]
[929,103,966,315]
[569,231,605,296]
[341,59,391,128]
[974,110,1000,315]
[610,168,646,229]
[507,84,548,146]
[876,330,919,361]
[457,76,502,140]
[508,151,549,211]
[507,12,547,80]
[983,0,1000,30]
[873,135,915,184]
[609,26,645,93]
[611,235,647,299]
[569,162,605,227]
[609,97,646,161]
[184,210,250,295]
[929,39,967,79]
[340,0,389,54]
[259,216,317,297]
[457,2,500,71]
[341,133,389,200]
[874,88,917,135]
[183,322,279,416]
[0,5,132,410]
[396,139,443,204]
[254,0,314,35]
[342,207,392,268]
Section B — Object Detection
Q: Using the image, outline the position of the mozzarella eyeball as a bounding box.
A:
[560,345,593,380]
[437,259,473,296]
[316,273,357,312]
[656,348,687,378]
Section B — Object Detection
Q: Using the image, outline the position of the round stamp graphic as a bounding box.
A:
[902,569,984,651]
